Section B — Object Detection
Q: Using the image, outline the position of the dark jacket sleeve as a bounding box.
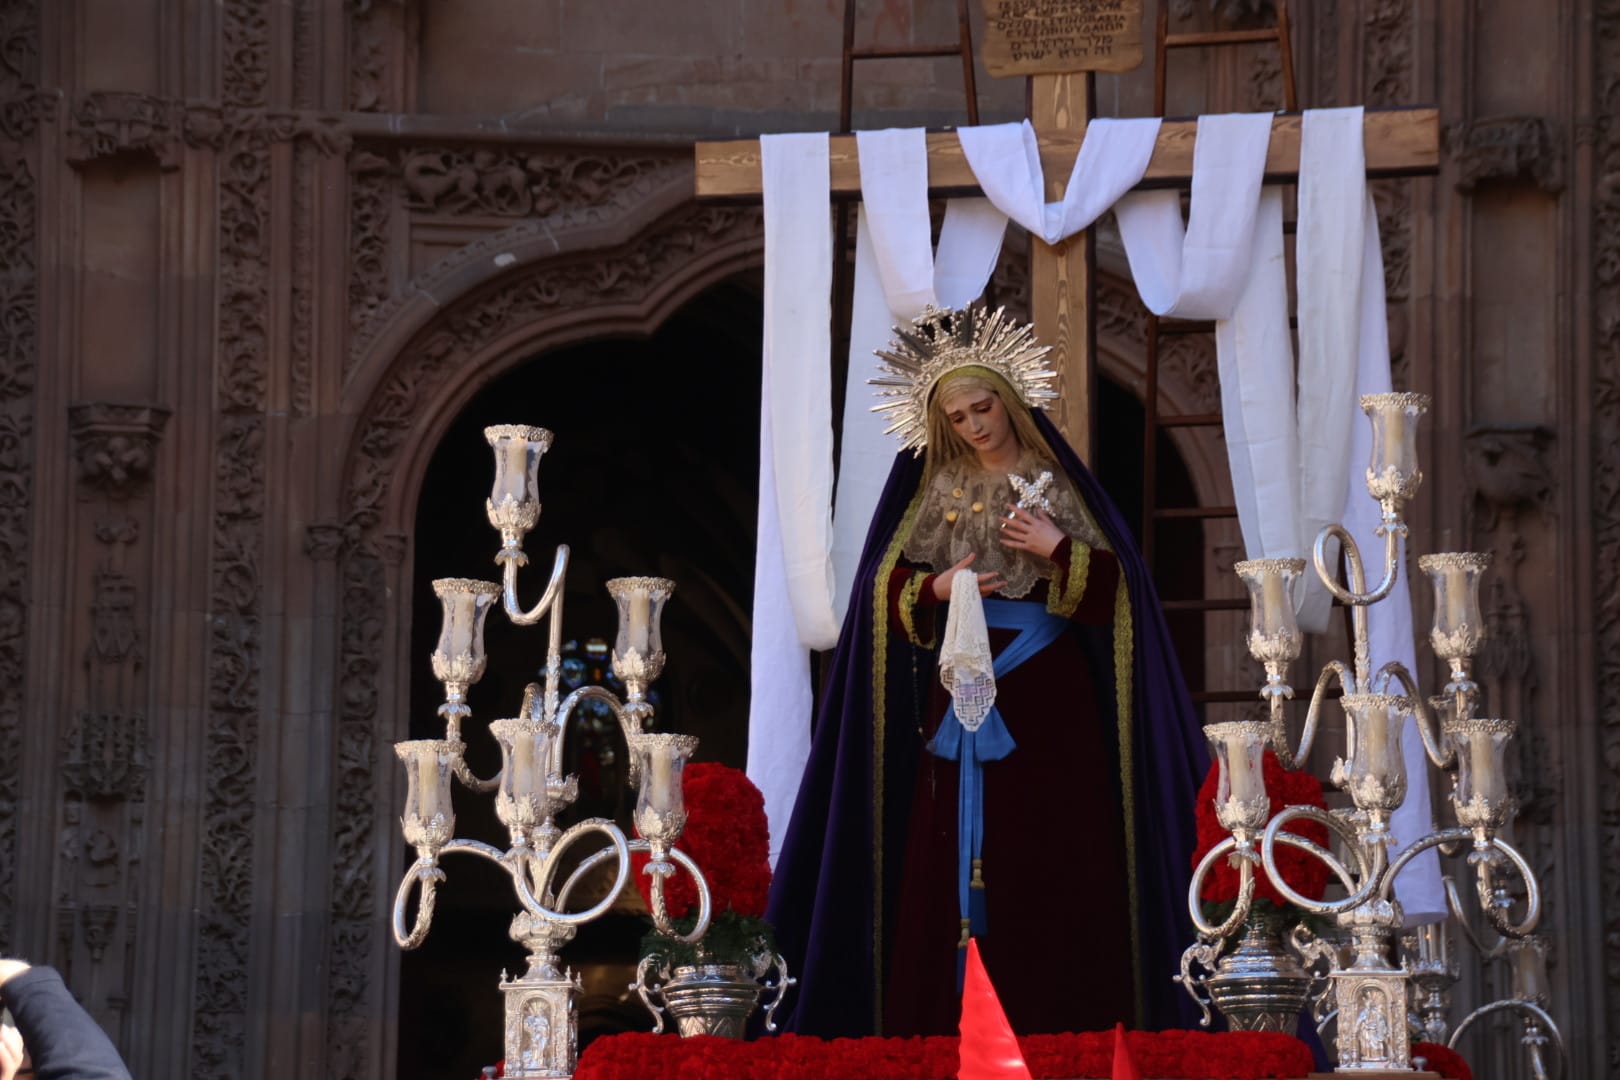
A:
[2,966,131,1080]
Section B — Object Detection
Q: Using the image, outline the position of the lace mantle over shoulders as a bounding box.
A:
[900,452,1110,600]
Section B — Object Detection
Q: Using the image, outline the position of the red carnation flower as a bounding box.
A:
[573,1029,1315,1078]
[1412,1042,1473,1080]
[631,762,772,920]
[1192,749,1332,908]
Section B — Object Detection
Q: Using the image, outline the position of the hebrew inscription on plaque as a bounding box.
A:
[980,0,1144,76]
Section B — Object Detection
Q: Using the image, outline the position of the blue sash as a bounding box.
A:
[927,598,1067,972]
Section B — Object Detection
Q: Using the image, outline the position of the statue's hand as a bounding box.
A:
[931,552,1005,601]
[999,504,1064,559]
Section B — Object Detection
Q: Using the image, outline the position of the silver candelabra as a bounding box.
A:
[1180,393,1544,1072]
[392,424,712,1080]
[1404,917,1565,1077]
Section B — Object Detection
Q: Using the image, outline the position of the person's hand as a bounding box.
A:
[931,552,1004,600]
[999,504,1064,559]
[0,1022,26,1080]
[0,962,29,989]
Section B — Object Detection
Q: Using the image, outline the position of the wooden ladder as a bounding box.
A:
[1141,1,1303,707]
[829,1,984,415]
[839,0,981,134]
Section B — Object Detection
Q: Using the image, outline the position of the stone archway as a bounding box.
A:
[322,196,763,1080]
[318,192,1240,1078]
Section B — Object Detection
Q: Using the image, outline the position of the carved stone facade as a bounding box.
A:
[0,0,37,993]
[1591,5,1620,1076]
[0,2,1611,1078]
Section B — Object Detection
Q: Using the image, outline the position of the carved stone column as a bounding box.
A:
[59,403,169,1042]
[0,0,42,962]
[1462,425,1559,1068]
[1465,425,1556,825]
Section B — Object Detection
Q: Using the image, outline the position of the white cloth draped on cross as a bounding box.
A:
[748,110,1442,922]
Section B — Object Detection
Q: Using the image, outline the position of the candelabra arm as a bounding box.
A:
[648,845,713,944]
[1448,999,1565,1080]
[1443,874,1508,960]
[1529,1043,1554,1080]
[552,845,622,913]
[1187,837,1256,939]
[501,543,569,627]
[1289,659,1349,767]
[1276,830,1361,894]
[1475,837,1542,939]
[548,836,698,914]
[510,819,633,925]
[1377,661,1455,769]
[555,685,634,744]
[1259,805,1378,914]
[392,857,446,949]
[432,836,504,863]
[555,835,711,942]
[1314,522,1400,607]
[451,752,501,794]
[1379,828,1471,901]
[1380,830,1539,938]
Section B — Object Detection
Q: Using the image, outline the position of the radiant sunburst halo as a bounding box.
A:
[869,305,1058,455]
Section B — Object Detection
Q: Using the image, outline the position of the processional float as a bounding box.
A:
[384,414,1565,1079]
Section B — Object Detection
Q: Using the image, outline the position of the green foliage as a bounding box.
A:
[1198,897,1335,940]
[639,910,778,972]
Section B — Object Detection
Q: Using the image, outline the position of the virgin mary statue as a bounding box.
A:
[766,306,1209,1038]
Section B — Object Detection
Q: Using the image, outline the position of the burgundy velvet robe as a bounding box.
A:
[881,539,1134,1036]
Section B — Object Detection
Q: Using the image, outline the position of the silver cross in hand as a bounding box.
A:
[1008,470,1054,516]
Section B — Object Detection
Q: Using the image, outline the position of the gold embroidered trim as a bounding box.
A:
[897,570,936,647]
[870,488,925,1035]
[1112,571,1143,1024]
[1045,541,1092,618]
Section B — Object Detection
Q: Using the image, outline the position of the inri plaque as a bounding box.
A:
[980,0,1145,77]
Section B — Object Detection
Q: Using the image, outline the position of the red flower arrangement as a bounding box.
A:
[630,762,772,920]
[572,1029,1315,1079]
[627,761,777,971]
[1192,749,1332,912]
[1411,1041,1473,1080]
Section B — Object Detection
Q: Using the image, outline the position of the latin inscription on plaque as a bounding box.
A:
[980,0,1144,76]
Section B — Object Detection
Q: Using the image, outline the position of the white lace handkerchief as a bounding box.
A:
[939,570,997,732]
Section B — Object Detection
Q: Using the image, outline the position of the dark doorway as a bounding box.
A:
[396,277,763,1080]
[1094,374,1208,709]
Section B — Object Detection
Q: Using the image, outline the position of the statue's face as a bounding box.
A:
[939,386,1014,460]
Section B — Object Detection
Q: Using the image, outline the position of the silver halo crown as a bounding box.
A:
[868,305,1058,455]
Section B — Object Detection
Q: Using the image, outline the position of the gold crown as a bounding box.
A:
[869,305,1057,454]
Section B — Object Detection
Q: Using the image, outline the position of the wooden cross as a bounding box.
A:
[692,52,1439,464]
